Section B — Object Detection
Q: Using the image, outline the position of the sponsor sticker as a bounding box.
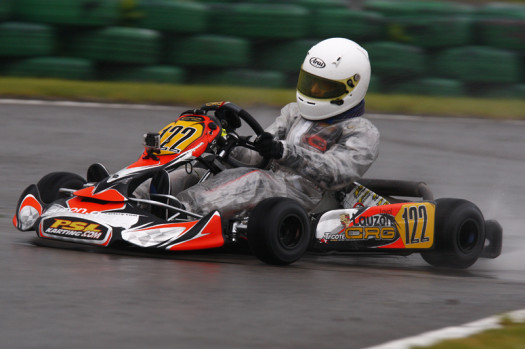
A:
[40,217,111,245]
[309,57,326,68]
[317,203,434,249]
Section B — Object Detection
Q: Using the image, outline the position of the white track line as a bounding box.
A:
[2,98,524,126]
[363,309,525,349]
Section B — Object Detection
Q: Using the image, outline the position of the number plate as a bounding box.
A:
[157,117,205,155]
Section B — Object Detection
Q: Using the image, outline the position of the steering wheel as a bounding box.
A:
[200,102,270,169]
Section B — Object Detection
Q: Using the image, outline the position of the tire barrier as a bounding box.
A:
[194,69,288,88]
[0,0,12,21]
[131,1,209,33]
[476,3,525,51]
[12,0,118,27]
[364,42,426,78]
[310,9,385,41]
[363,0,475,18]
[165,34,250,68]
[387,16,473,49]
[0,0,524,99]
[254,39,319,73]
[65,27,161,65]
[213,4,309,39]
[0,22,55,57]
[388,78,466,97]
[100,65,186,84]
[432,46,521,84]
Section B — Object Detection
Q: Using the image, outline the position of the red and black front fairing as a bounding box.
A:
[13,113,226,251]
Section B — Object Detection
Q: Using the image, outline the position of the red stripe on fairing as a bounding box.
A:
[126,152,171,169]
[132,221,196,233]
[377,238,406,249]
[67,197,126,213]
[14,194,43,228]
[20,195,43,215]
[168,213,224,251]
[74,186,126,202]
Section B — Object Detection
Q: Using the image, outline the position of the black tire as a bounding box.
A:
[37,172,87,204]
[421,198,485,269]
[481,220,503,259]
[247,197,311,265]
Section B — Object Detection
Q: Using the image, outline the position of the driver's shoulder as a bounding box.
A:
[280,102,301,119]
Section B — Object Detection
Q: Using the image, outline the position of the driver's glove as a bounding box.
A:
[216,108,241,132]
[254,132,283,159]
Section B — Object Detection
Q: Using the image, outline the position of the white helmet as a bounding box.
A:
[296,38,371,120]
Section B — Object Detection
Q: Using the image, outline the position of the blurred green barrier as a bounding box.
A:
[478,83,525,99]
[196,0,236,3]
[1,0,524,99]
[255,39,318,73]
[289,0,347,9]
[245,0,347,9]
[193,69,288,88]
[310,9,386,41]
[65,27,160,64]
[2,57,94,80]
[101,65,186,84]
[368,75,382,93]
[0,0,12,20]
[432,46,521,84]
[476,2,525,20]
[476,3,525,51]
[13,0,118,26]
[387,78,465,97]
[166,35,250,67]
[0,22,55,57]
[364,42,426,78]
[132,0,209,33]
[363,0,474,18]
[213,3,308,39]
[478,18,525,51]
[388,16,473,48]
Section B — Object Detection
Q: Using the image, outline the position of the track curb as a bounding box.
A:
[364,308,525,349]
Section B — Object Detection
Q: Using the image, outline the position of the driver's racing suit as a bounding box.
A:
[176,101,380,219]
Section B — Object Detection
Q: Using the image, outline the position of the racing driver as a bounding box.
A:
[173,37,381,219]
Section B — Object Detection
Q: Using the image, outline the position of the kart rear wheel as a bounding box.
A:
[37,172,87,204]
[247,197,311,265]
[421,198,485,269]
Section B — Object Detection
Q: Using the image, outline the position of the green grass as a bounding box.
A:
[0,77,295,108]
[413,317,525,349]
[1,77,525,120]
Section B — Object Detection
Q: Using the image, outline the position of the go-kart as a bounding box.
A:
[13,102,502,268]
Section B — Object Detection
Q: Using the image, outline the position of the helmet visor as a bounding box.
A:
[297,69,349,99]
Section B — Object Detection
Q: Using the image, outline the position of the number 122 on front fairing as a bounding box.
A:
[315,202,435,251]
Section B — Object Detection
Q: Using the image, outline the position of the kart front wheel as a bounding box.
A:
[421,198,485,269]
[247,197,311,265]
[37,172,87,204]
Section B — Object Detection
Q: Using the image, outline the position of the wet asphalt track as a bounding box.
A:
[1,100,524,349]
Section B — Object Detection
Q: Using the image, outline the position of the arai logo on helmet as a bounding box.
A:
[309,57,326,68]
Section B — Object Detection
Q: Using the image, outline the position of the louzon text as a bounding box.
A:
[341,210,395,228]
[323,212,398,242]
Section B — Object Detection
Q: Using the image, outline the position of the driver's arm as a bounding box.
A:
[230,104,295,166]
[277,117,380,191]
